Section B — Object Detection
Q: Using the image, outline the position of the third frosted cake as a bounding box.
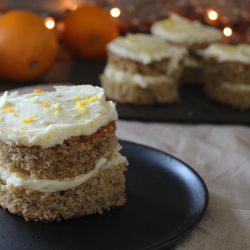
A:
[200,43,250,109]
[151,14,223,84]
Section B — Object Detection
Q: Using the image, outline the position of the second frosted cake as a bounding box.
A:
[100,34,187,104]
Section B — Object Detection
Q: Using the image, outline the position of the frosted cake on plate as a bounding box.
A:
[0,85,128,221]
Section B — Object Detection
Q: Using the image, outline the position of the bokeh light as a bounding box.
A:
[110,7,121,18]
[44,17,56,30]
[207,9,218,21]
[223,27,233,37]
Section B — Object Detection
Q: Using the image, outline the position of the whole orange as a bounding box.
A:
[0,10,58,81]
[62,5,119,59]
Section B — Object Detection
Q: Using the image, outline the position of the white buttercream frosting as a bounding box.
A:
[151,14,223,46]
[107,33,187,64]
[199,43,250,64]
[103,66,175,88]
[0,85,118,148]
[0,150,127,192]
[220,82,250,91]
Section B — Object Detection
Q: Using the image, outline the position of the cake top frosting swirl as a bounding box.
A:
[151,14,223,46]
[107,33,187,64]
[0,85,117,148]
[199,43,250,64]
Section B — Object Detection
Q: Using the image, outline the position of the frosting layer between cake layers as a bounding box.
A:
[0,149,127,192]
[217,82,250,91]
[103,66,175,88]
[0,85,118,148]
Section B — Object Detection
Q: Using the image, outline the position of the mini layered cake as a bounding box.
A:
[200,43,250,109]
[151,14,223,84]
[100,34,187,104]
[0,85,128,221]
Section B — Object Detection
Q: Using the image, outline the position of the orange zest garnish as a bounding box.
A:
[2,106,14,114]
[74,95,99,114]
[43,101,49,107]
[23,117,35,123]
[33,89,44,95]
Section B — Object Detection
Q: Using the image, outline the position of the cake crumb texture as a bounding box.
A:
[0,162,127,221]
[101,75,178,104]
[0,122,117,179]
[205,83,250,110]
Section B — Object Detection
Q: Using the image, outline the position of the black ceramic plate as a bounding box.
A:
[0,140,208,250]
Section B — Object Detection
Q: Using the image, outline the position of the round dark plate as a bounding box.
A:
[0,140,208,250]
